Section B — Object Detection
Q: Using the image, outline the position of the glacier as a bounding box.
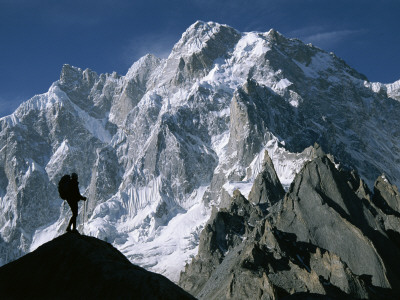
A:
[1,21,400,282]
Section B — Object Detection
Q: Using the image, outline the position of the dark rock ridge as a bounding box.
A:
[0,233,195,300]
[248,150,285,207]
[179,146,400,299]
[372,174,400,217]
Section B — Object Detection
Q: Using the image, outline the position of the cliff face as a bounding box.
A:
[0,233,195,299]
[179,148,400,299]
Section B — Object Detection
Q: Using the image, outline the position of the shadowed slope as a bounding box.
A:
[179,148,400,299]
[0,233,195,299]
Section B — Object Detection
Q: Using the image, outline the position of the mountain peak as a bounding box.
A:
[0,233,195,299]
[171,20,239,57]
[125,53,161,80]
[60,64,83,82]
[59,64,99,88]
[187,20,225,33]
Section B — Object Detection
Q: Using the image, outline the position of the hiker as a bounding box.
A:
[65,173,87,233]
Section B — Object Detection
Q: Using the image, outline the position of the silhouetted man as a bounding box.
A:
[66,173,87,233]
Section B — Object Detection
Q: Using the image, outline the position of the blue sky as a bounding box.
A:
[1,0,399,117]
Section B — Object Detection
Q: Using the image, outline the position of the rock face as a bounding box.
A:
[248,150,285,207]
[1,20,400,282]
[179,148,400,299]
[373,174,400,216]
[0,233,195,299]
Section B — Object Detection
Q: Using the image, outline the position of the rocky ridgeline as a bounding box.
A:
[179,146,400,299]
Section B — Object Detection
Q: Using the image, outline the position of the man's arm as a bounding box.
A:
[72,181,87,201]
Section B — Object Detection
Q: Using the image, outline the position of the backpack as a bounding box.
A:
[58,175,71,200]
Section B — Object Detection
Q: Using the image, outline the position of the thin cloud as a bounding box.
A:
[122,32,180,69]
[305,30,362,47]
[287,27,364,49]
[242,20,274,33]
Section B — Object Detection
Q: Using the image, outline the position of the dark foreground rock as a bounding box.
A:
[0,233,195,300]
[179,149,400,299]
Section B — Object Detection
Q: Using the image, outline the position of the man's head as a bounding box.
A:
[71,173,78,180]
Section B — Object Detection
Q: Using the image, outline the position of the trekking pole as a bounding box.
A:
[83,199,86,235]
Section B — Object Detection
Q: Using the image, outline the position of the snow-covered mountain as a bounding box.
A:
[1,21,400,282]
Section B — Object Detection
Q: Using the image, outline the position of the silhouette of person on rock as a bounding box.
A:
[66,173,87,233]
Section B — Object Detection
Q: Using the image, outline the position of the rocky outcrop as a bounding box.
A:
[276,156,388,288]
[179,190,265,295]
[179,150,400,299]
[0,233,195,299]
[110,54,161,126]
[373,174,400,216]
[162,21,241,86]
[248,150,285,206]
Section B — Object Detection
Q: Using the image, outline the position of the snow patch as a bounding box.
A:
[294,52,334,79]
[83,185,211,282]
[234,32,271,59]
[266,139,313,188]
[69,101,112,144]
[223,181,253,198]
[275,78,292,90]
[121,200,210,282]
[30,218,65,252]
[45,140,70,181]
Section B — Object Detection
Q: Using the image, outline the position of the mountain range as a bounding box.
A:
[1,21,400,298]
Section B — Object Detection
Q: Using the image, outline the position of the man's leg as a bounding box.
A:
[66,200,78,232]
[71,201,78,231]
